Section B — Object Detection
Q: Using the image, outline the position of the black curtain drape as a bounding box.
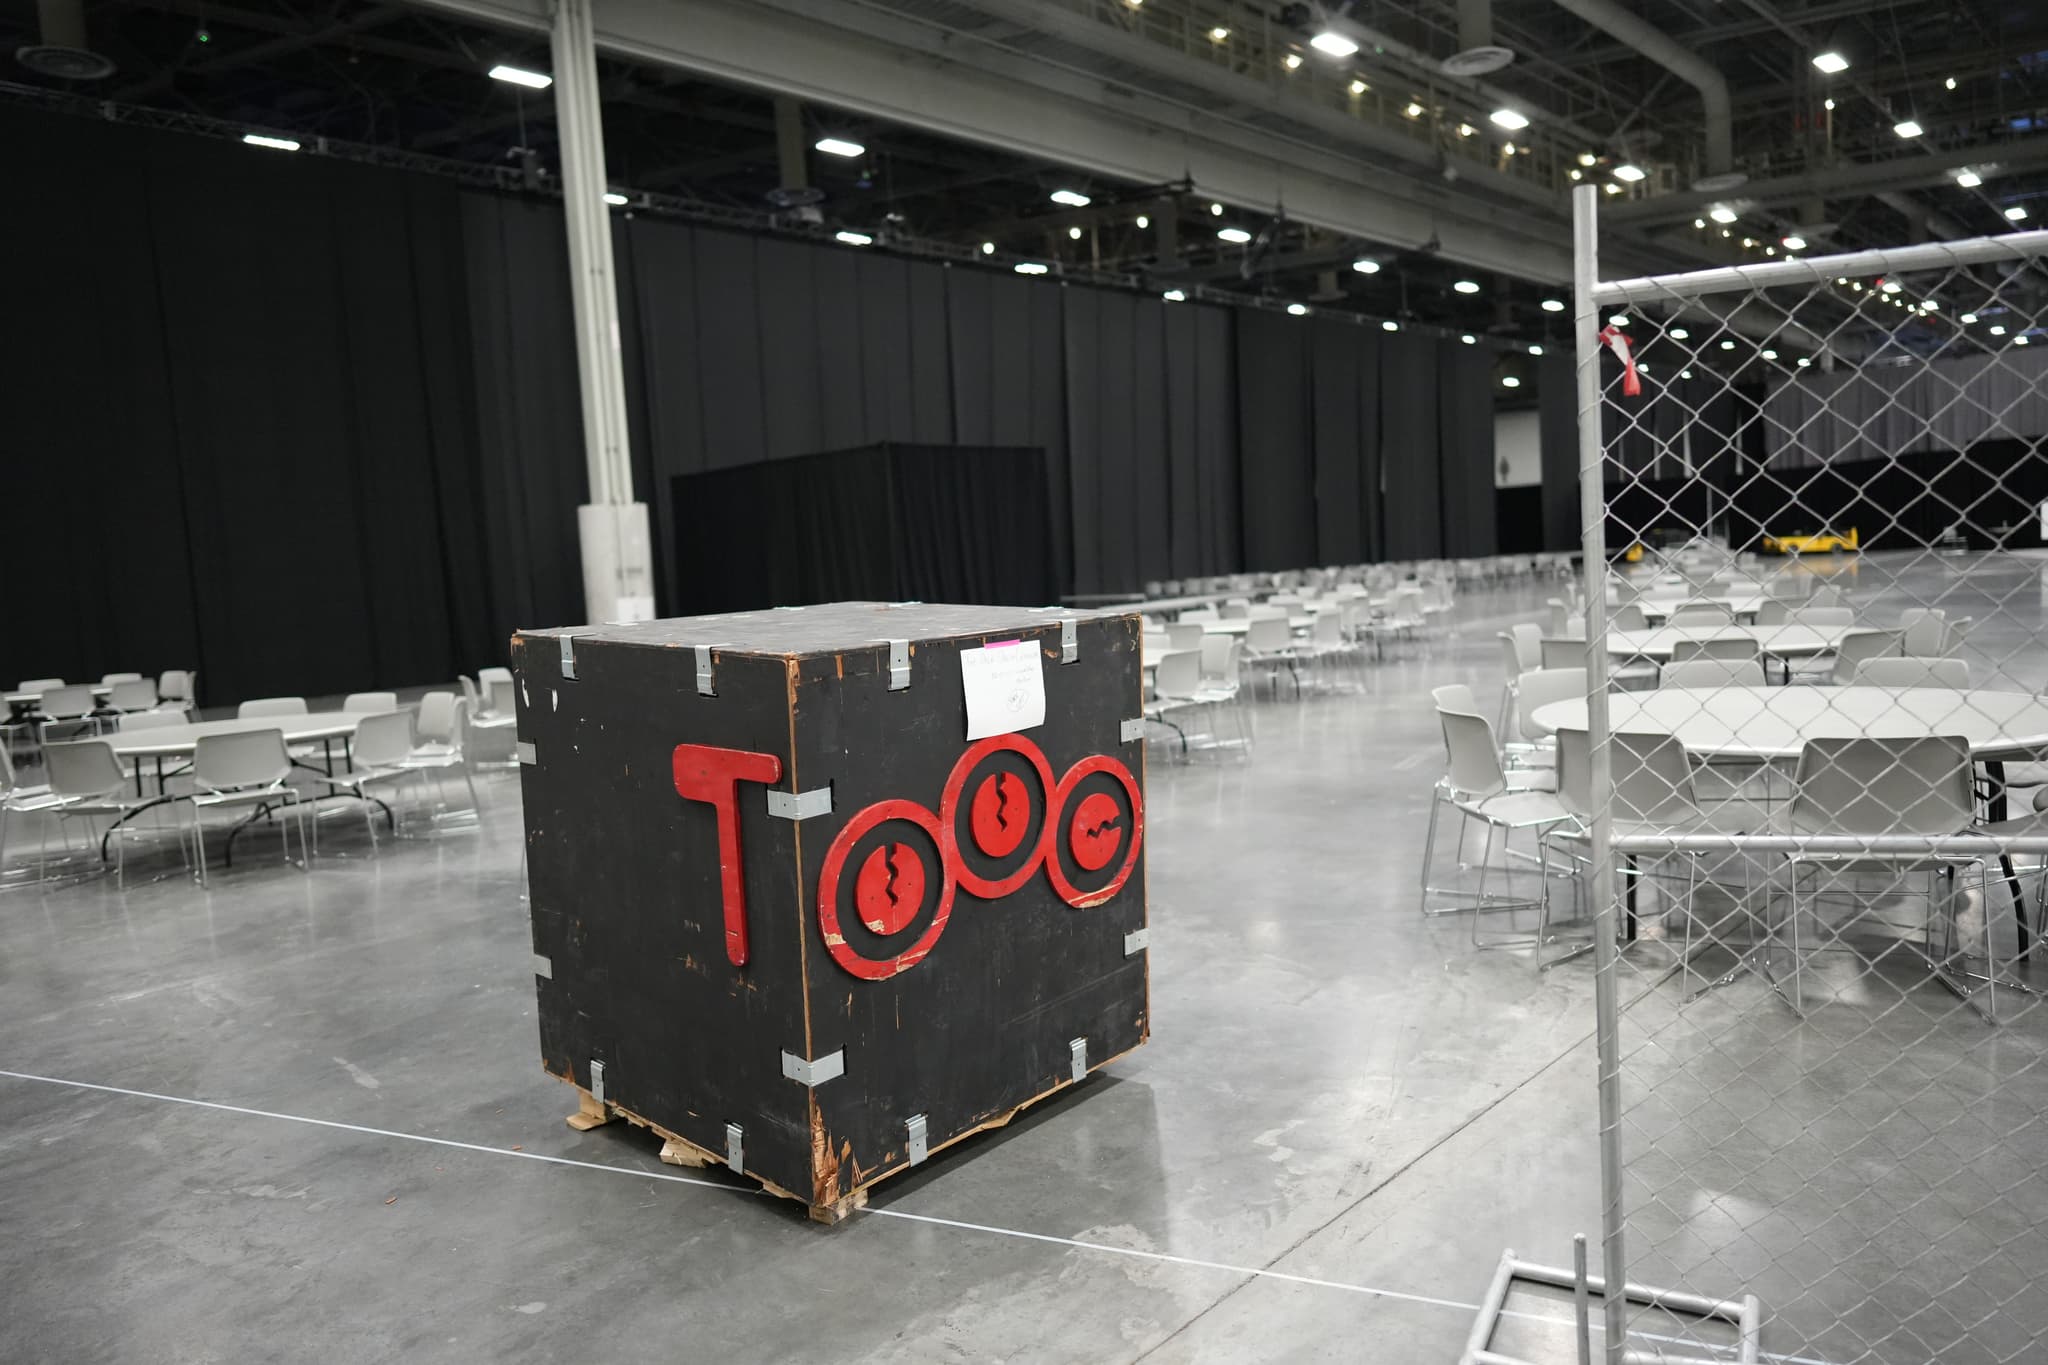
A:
[671,444,1057,611]
[947,269,1069,594]
[1164,304,1241,577]
[1380,336,1443,559]
[1234,309,1317,570]
[1,105,530,699]
[1437,341,1497,556]
[1538,350,1581,551]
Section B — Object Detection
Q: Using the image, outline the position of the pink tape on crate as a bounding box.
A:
[983,638,1023,648]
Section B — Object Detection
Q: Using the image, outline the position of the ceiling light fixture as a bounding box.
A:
[603,192,629,206]
[2020,335,2033,346]
[1541,299,1565,313]
[1461,333,1477,344]
[1709,204,1739,224]
[1283,52,1303,70]
[242,133,300,152]
[834,230,873,246]
[1720,340,1737,350]
[2006,206,2030,221]
[1209,26,1228,41]
[1210,202,1224,216]
[1068,226,1083,240]
[1164,289,1187,301]
[815,136,865,158]
[1960,312,1977,324]
[1893,119,1924,139]
[1824,97,1836,110]
[1349,78,1369,95]
[1761,349,1778,359]
[1217,226,1253,244]
[1613,163,1647,183]
[1458,123,1476,137]
[1351,258,1380,274]
[1670,327,1690,339]
[1880,279,1902,293]
[1501,375,1521,388]
[1695,218,1707,229]
[1782,234,1807,251]
[1529,345,1544,356]
[1309,31,1359,57]
[1014,262,1049,275]
[1569,169,1583,181]
[1136,214,1150,229]
[1288,303,1310,315]
[981,241,995,254]
[1603,182,1620,194]
[1578,152,1597,167]
[1609,313,1629,326]
[488,64,552,89]
[1811,51,1849,74]
[1945,76,1957,91]
[1049,188,1091,207]
[1681,369,1694,379]
[1404,102,1425,119]
[1990,324,2008,335]
[1383,319,1400,332]
[1489,108,1530,130]
[1956,170,1983,189]
[1454,280,1480,294]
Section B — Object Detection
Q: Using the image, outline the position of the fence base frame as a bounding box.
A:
[1459,1248,1761,1365]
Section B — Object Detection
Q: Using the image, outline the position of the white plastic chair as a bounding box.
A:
[1508,668,1585,780]
[1828,629,1901,684]
[1143,650,1208,758]
[37,684,101,745]
[101,672,143,685]
[1778,735,1990,1020]
[1659,658,1768,689]
[0,741,62,883]
[43,738,190,888]
[400,697,481,819]
[1854,657,1971,688]
[1669,637,1760,664]
[318,711,423,848]
[108,678,158,712]
[1420,692,1573,940]
[1196,636,1252,751]
[1243,616,1301,699]
[182,729,313,884]
[238,697,309,719]
[1898,608,1948,656]
[1165,623,1204,653]
[1667,601,1735,627]
[344,692,400,712]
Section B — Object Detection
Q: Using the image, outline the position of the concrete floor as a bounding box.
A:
[4,552,2048,1364]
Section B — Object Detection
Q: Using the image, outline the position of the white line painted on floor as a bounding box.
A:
[0,1066,1834,1363]
[1391,747,1437,771]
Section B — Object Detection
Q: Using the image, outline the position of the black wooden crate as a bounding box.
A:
[510,602,1149,1221]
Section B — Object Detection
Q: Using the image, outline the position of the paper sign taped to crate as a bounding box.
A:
[959,639,1046,741]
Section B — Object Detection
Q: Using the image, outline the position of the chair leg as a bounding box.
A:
[1470,823,1497,947]
[1419,788,1443,912]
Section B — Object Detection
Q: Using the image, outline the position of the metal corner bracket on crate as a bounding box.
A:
[905,1112,928,1165]
[766,787,833,821]
[780,1048,846,1086]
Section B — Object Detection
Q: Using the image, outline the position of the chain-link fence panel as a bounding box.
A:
[1567,190,2048,1365]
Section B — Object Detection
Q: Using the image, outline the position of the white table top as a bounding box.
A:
[102,711,387,759]
[1202,616,1314,636]
[5,684,112,705]
[1530,686,2048,762]
[1636,596,1769,623]
[1604,623,1848,660]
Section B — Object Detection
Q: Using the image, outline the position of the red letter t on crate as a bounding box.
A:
[672,743,783,967]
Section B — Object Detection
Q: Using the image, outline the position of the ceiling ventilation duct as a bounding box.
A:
[15,0,114,81]
[1545,0,1738,190]
[1443,0,1514,77]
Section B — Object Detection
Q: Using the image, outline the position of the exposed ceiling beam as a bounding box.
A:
[404,0,1630,282]
[1605,134,2048,225]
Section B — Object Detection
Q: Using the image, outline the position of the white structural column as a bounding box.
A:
[552,0,654,625]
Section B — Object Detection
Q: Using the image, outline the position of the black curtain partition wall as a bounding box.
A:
[670,444,1059,612]
[7,104,1529,698]
[2,104,558,701]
